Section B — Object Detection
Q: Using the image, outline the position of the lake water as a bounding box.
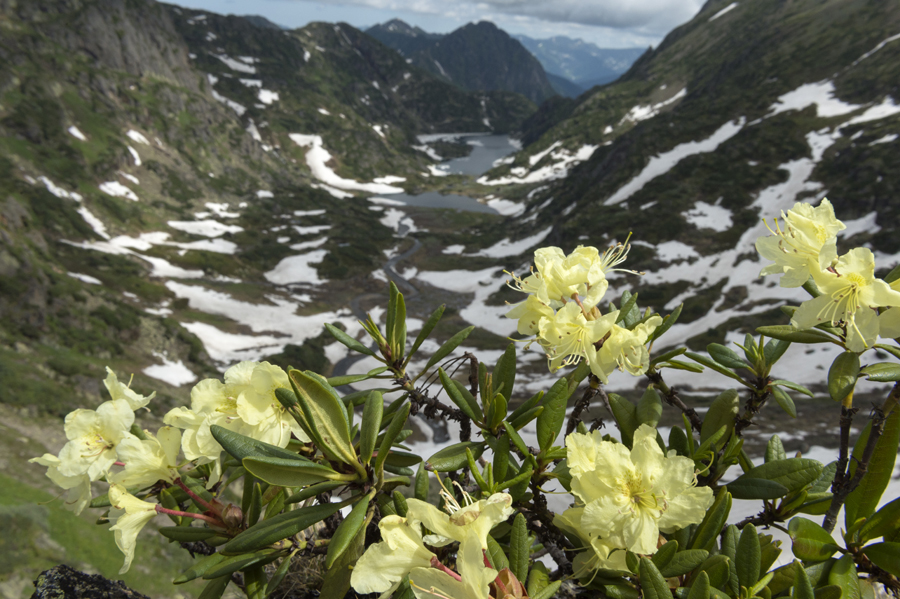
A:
[378,134,520,213]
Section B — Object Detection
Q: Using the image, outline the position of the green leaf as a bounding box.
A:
[690,488,732,551]
[688,554,731,590]
[861,362,900,382]
[493,343,517,406]
[608,392,640,448]
[324,322,376,357]
[414,462,429,501]
[773,386,798,418]
[374,401,411,474]
[285,481,345,506]
[197,575,230,599]
[650,346,687,367]
[859,497,900,542]
[685,352,747,383]
[669,426,690,457]
[327,368,389,387]
[266,552,295,597]
[756,325,835,344]
[828,351,860,402]
[661,359,706,373]
[439,369,480,421]
[319,504,367,599]
[845,409,900,528]
[509,390,544,423]
[861,542,900,577]
[174,553,227,584]
[637,387,663,428]
[687,571,711,599]
[427,441,486,472]
[792,561,815,599]
[387,281,407,361]
[640,557,672,599]
[650,539,678,570]
[661,550,710,578]
[493,434,510,483]
[701,389,739,446]
[499,464,533,492]
[766,435,787,463]
[509,513,530,583]
[416,326,474,380]
[222,502,342,554]
[203,549,283,579]
[708,343,751,370]
[531,581,562,599]
[159,526,220,543]
[326,493,372,568]
[359,390,383,464]
[728,459,823,500]
[649,303,682,342]
[788,518,841,562]
[486,535,509,570]
[764,338,791,366]
[242,456,348,487]
[771,379,814,397]
[526,562,550,598]
[875,343,900,361]
[210,425,304,463]
[536,378,570,453]
[510,405,544,430]
[827,554,860,599]
[405,304,445,366]
[289,370,358,467]
[736,524,761,588]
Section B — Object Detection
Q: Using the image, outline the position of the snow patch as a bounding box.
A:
[213,54,257,74]
[167,220,243,237]
[621,88,687,124]
[256,190,274,199]
[469,226,553,258]
[872,133,898,145]
[144,353,197,386]
[657,241,700,262]
[288,134,405,194]
[127,130,150,145]
[38,176,83,202]
[478,144,597,186]
[239,78,262,87]
[708,2,738,21]
[258,89,279,104]
[318,107,330,115]
[605,118,745,205]
[373,175,406,185]
[683,200,733,232]
[443,244,465,255]
[77,206,110,239]
[839,212,880,239]
[127,146,142,166]
[67,126,87,141]
[768,81,860,119]
[264,250,328,285]
[486,198,526,217]
[68,272,101,285]
[853,32,900,66]
[842,96,900,127]
[99,181,139,202]
[211,89,246,115]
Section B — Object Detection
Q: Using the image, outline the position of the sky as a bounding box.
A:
[166,0,707,48]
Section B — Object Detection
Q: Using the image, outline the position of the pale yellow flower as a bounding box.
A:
[505,295,554,336]
[350,515,435,597]
[108,484,158,574]
[756,198,845,287]
[793,248,900,351]
[409,531,497,599]
[29,454,92,515]
[57,399,135,480]
[110,426,182,488]
[406,492,514,552]
[592,316,663,380]
[554,506,628,575]
[104,367,154,411]
[568,425,713,555]
[539,302,619,375]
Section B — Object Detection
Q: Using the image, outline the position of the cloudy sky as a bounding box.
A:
[169,0,706,48]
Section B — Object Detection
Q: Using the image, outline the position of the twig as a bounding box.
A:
[734,376,772,436]
[822,398,890,533]
[566,377,600,436]
[646,367,704,432]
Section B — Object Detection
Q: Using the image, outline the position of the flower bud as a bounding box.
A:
[220,503,244,529]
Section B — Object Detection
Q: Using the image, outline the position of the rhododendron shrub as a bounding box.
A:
[32,199,900,598]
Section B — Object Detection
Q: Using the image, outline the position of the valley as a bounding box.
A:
[1,0,900,595]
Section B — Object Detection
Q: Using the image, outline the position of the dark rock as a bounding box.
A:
[31,564,150,599]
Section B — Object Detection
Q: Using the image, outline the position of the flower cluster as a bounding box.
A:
[31,361,297,574]
[506,243,661,382]
[351,488,514,599]
[555,425,713,576]
[756,198,900,350]
[164,360,308,484]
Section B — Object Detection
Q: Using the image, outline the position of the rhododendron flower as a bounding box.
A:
[57,399,136,480]
[793,247,900,351]
[104,367,154,411]
[108,484,158,574]
[409,531,497,599]
[540,302,619,375]
[110,426,182,488]
[406,491,514,551]
[756,198,845,287]
[29,454,92,515]
[350,515,435,597]
[593,316,663,379]
[554,506,628,575]
[563,425,713,556]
